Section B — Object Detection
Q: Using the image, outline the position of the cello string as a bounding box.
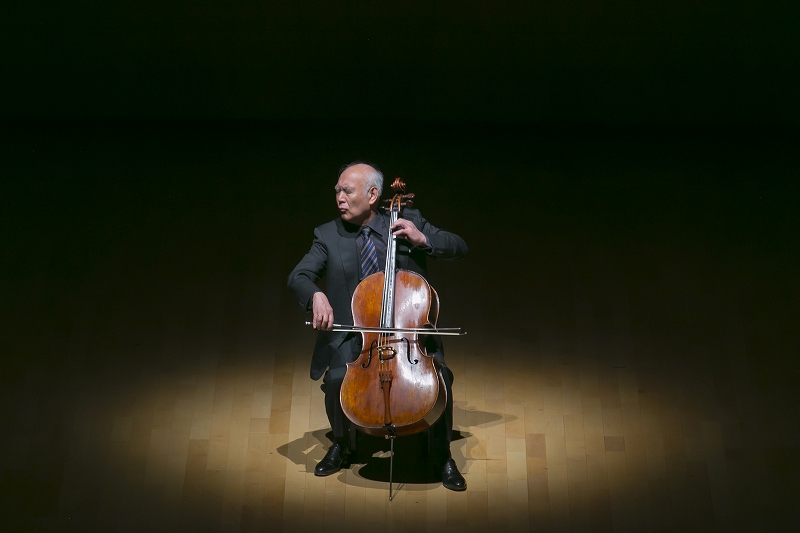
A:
[380,204,398,350]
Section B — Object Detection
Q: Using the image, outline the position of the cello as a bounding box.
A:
[306,178,466,501]
[336,178,465,498]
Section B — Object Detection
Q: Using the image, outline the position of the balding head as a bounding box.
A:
[335,163,383,226]
[338,161,384,198]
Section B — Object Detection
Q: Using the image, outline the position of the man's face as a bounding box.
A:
[336,164,378,225]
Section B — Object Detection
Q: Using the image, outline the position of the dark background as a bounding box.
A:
[2,0,799,125]
[2,0,799,530]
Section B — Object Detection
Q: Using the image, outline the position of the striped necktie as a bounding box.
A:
[359,226,380,278]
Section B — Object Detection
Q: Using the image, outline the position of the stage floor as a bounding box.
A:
[3,270,795,532]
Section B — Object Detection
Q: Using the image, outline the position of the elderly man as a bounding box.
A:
[287,161,468,491]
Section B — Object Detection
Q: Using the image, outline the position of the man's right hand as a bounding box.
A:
[312,292,334,330]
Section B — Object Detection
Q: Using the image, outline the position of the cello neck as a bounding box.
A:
[378,177,414,330]
[380,208,398,329]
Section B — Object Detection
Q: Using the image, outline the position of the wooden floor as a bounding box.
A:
[2,263,798,532]
[2,130,798,531]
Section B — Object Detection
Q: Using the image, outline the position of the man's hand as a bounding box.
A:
[391,219,428,248]
[312,292,334,330]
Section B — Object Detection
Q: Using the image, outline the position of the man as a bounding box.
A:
[287,161,468,491]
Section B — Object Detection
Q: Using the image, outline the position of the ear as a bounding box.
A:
[368,186,379,207]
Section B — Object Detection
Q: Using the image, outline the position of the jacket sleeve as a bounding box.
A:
[412,210,468,260]
[287,227,328,311]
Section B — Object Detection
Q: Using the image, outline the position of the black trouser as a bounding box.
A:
[320,335,454,455]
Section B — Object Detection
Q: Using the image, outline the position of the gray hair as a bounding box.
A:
[339,161,384,198]
[363,167,384,198]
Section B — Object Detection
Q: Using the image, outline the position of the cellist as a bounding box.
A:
[287,161,468,491]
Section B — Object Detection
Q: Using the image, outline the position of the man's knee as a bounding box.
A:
[321,377,344,398]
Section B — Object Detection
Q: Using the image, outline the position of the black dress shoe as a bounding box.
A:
[441,458,466,491]
[315,443,348,476]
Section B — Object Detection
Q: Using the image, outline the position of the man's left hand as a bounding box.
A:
[391,219,428,248]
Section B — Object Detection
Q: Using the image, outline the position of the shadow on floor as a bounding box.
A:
[343,428,471,485]
[276,406,509,486]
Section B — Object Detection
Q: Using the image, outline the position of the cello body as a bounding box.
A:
[339,178,447,437]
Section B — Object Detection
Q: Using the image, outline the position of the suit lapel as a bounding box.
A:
[336,219,360,297]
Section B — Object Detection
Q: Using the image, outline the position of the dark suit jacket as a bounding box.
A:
[287,208,468,380]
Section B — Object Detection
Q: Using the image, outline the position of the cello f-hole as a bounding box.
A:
[361,340,379,368]
[402,337,417,365]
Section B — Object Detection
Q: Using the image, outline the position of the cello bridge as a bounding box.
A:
[378,346,396,361]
